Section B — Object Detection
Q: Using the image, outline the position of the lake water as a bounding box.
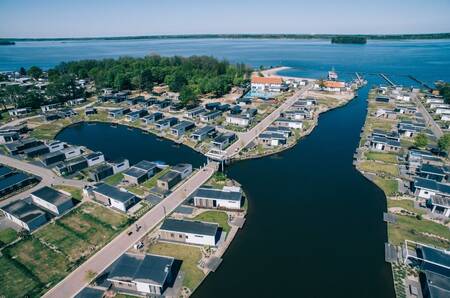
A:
[11,38,450,298]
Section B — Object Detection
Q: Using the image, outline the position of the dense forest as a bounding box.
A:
[331,36,367,44]
[4,33,450,42]
[437,82,450,104]
[0,55,251,109]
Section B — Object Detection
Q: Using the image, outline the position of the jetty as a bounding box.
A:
[408,75,433,91]
[379,73,396,86]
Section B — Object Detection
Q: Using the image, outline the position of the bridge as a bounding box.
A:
[43,161,217,298]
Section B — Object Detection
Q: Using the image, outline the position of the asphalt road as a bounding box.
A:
[225,84,311,158]
[412,94,443,138]
[43,162,216,298]
[0,154,89,207]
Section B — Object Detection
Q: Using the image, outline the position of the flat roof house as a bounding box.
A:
[0,172,36,198]
[427,196,450,218]
[414,177,450,200]
[370,131,401,152]
[171,163,192,179]
[191,125,216,142]
[265,126,292,138]
[30,186,74,215]
[170,121,195,137]
[109,108,131,119]
[141,112,163,125]
[86,152,105,167]
[1,199,48,231]
[92,183,137,212]
[126,109,148,122]
[194,186,242,210]
[107,253,176,296]
[9,107,32,117]
[200,110,222,123]
[155,117,178,131]
[259,132,287,147]
[5,138,42,155]
[89,164,114,182]
[184,106,205,118]
[123,160,157,185]
[159,218,220,246]
[157,171,181,191]
[212,133,236,150]
[398,121,426,138]
[251,76,285,93]
[55,156,89,176]
[418,164,447,183]
[41,103,59,113]
[0,131,19,144]
[226,114,250,127]
[274,118,303,129]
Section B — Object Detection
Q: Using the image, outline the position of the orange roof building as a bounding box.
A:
[323,81,346,88]
[251,76,283,85]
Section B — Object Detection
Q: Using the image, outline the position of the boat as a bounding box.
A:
[328,67,338,81]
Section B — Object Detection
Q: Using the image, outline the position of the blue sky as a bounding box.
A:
[1,0,450,38]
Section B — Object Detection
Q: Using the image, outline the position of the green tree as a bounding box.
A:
[179,86,197,105]
[139,69,154,91]
[19,67,26,76]
[438,133,450,152]
[27,66,43,79]
[414,133,428,148]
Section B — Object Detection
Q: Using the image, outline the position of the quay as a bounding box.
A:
[43,162,217,298]
[379,73,396,86]
[408,75,433,91]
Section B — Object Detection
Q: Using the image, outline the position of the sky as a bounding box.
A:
[1,0,450,38]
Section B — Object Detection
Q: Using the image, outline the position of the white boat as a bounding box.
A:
[328,68,338,81]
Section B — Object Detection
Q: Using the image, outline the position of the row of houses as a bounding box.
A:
[8,99,87,119]
[0,164,37,198]
[0,186,75,231]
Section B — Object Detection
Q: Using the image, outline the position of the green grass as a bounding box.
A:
[0,256,41,298]
[34,223,91,262]
[193,211,231,233]
[30,118,78,140]
[104,172,124,186]
[54,185,82,201]
[4,238,71,284]
[147,242,204,291]
[387,199,426,215]
[0,228,18,246]
[125,185,146,196]
[365,117,396,131]
[365,151,398,163]
[80,202,128,228]
[142,168,171,189]
[359,160,399,177]
[373,177,398,196]
[388,215,450,249]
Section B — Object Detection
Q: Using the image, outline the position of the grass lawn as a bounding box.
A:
[388,215,450,249]
[0,228,18,246]
[142,168,171,189]
[0,256,41,298]
[147,242,204,291]
[365,151,398,163]
[80,202,128,229]
[30,118,78,140]
[34,223,92,262]
[193,211,231,233]
[104,173,124,186]
[4,238,71,284]
[359,160,399,177]
[365,118,396,131]
[54,184,83,201]
[387,199,426,215]
[125,185,146,197]
[373,177,398,196]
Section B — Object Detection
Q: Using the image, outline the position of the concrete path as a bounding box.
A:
[43,163,216,298]
[225,84,312,158]
[0,154,89,207]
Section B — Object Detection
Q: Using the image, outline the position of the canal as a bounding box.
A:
[57,79,395,297]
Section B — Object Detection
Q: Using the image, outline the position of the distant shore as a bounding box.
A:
[2,33,450,42]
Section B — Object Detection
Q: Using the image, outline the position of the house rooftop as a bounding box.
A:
[0,165,14,177]
[251,76,283,84]
[93,183,135,203]
[420,164,446,176]
[172,120,194,130]
[1,199,47,224]
[134,160,157,172]
[195,187,241,202]
[0,172,33,192]
[107,252,174,286]
[422,270,450,298]
[192,125,215,136]
[160,218,219,236]
[158,170,180,183]
[123,167,147,178]
[415,177,450,195]
[31,186,72,206]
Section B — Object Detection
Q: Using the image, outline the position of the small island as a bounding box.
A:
[331,36,367,44]
[0,40,15,46]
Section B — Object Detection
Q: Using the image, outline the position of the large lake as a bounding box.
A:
[7,38,449,297]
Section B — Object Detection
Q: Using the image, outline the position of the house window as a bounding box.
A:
[179,234,183,238]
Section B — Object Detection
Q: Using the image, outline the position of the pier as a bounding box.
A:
[408,75,433,91]
[379,73,396,86]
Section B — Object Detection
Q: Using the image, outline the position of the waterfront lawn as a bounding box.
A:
[365,151,398,164]
[0,256,41,298]
[142,168,171,189]
[147,242,204,291]
[359,161,399,177]
[365,118,396,132]
[0,228,18,246]
[34,223,91,262]
[4,238,71,284]
[388,215,450,249]
[373,177,398,196]
[54,184,82,201]
[30,118,76,140]
[387,199,426,215]
[194,211,230,233]
[104,173,124,186]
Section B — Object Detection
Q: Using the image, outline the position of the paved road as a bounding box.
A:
[225,84,311,158]
[412,94,443,138]
[43,163,217,298]
[0,154,89,207]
